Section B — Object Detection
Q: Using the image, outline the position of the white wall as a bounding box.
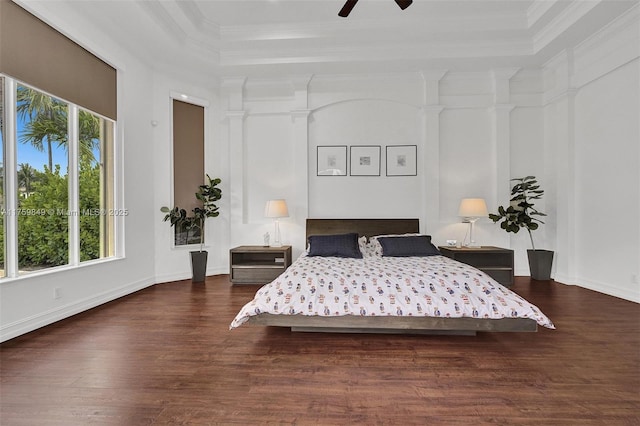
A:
[0,2,158,341]
[221,70,548,268]
[543,6,639,302]
[574,60,639,300]
[309,99,422,218]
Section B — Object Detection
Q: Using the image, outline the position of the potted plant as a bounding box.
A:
[161,175,222,282]
[488,176,554,280]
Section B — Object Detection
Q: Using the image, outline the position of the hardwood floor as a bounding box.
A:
[1,276,639,425]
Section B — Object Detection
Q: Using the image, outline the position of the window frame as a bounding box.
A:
[168,92,209,250]
[1,74,123,281]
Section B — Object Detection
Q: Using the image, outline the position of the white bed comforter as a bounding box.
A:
[230,254,555,330]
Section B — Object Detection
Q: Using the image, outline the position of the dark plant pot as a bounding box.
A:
[527,249,554,281]
[190,251,208,283]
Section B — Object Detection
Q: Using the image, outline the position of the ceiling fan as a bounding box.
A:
[339,0,413,17]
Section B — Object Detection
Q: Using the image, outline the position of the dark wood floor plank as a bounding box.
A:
[1,275,639,425]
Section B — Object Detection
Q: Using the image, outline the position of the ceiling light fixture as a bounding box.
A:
[339,0,413,17]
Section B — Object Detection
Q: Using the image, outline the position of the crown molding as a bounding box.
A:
[527,0,560,28]
[138,0,187,45]
[574,2,639,57]
[532,0,601,53]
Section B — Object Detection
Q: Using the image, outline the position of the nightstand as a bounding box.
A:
[229,245,292,284]
[438,246,514,287]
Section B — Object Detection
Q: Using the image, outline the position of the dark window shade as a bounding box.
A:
[0,0,116,120]
[173,99,204,213]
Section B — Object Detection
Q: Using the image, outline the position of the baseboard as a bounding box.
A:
[0,277,155,343]
[553,274,638,303]
[574,277,640,304]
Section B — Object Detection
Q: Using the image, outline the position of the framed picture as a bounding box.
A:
[386,145,417,176]
[317,145,347,176]
[350,146,381,176]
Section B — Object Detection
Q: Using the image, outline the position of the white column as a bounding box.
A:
[490,68,519,249]
[291,74,313,110]
[543,50,576,284]
[420,70,447,234]
[291,110,311,230]
[226,110,247,225]
[422,106,444,234]
[552,89,577,284]
[222,77,247,244]
[68,105,80,266]
[289,75,312,248]
[4,78,18,277]
[490,104,516,207]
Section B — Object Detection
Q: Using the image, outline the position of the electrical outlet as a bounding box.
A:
[632,274,638,285]
[53,287,61,299]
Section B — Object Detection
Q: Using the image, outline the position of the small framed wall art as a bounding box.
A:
[386,145,417,176]
[350,145,381,176]
[317,145,347,176]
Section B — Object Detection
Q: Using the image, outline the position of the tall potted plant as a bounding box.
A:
[489,176,554,280]
[161,175,222,282]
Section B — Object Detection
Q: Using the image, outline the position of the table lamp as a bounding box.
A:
[458,198,488,248]
[264,199,289,247]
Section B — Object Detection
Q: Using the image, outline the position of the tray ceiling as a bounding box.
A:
[20,0,639,80]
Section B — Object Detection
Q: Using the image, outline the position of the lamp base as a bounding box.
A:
[270,220,282,247]
[466,219,482,248]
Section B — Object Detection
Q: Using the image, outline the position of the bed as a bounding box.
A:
[230,218,554,335]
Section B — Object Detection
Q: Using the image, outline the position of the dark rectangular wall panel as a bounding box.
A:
[0,0,116,120]
[172,99,204,213]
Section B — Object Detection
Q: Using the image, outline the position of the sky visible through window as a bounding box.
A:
[13,111,100,172]
[16,112,70,172]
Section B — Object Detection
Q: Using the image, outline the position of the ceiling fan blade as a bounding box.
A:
[338,0,359,17]
[394,0,413,10]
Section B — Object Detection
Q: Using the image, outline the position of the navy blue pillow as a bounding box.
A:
[308,233,363,258]
[377,235,441,257]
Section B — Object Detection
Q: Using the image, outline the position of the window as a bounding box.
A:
[172,98,205,246]
[78,108,115,260]
[16,84,69,271]
[0,77,116,277]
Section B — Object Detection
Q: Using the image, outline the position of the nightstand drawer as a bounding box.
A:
[230,245,292,284]
[231,266,285,284]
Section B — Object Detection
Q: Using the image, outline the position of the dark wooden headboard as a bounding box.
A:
[306,219,419,240]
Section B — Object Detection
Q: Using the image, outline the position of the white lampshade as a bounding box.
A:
[264,199,289,218]
[458,198,488,218]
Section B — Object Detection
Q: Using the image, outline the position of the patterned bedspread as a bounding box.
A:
[230,254,555,330]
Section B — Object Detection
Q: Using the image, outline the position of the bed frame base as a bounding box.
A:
[248,314,538,335]
[290,327,477,336]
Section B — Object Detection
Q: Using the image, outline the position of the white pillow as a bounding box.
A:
[358,236,374,257]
